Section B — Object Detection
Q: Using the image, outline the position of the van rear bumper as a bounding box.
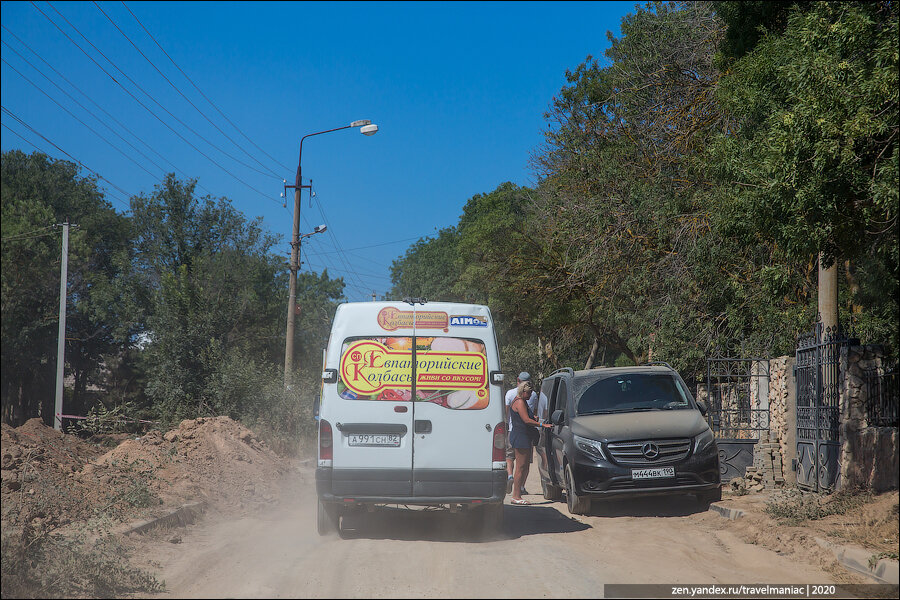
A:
[316,467,507,504]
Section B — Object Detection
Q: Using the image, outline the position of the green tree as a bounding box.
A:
[131,175,287,422]
[130,174,345,425]
[710,0,899,347]
[389,226,462,302]
[1,150,134,425]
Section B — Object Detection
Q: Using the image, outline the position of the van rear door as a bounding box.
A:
[410,335,496,498]
[332,336,415,497]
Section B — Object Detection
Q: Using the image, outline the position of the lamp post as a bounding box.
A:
[284,120,378,388]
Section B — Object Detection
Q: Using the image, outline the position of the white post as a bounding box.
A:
[54,221,69,431]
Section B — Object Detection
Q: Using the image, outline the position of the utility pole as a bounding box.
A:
[818,252,839,335]
[284,176,305,389]
[54,221,70,431]
[283,119,378,388]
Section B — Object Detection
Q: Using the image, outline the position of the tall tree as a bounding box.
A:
[1,150,133,425]
[710,0,899,345]
[131,175,284,421]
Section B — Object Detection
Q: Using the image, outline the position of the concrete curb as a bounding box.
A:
[709,502,745,520]
[122,501,207,536]
[814,537,899,584]
[709,503,898,584]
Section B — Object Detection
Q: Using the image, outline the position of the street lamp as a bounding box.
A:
[298,224,327,270]
[284,121,378,388]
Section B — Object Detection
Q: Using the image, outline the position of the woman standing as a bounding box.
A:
[508,380,548,505]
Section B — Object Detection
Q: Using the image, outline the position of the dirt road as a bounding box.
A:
[135,464,838,598]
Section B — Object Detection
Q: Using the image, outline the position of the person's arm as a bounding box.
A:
[512,396,544,427]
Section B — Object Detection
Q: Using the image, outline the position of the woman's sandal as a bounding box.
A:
[511,498,531,505]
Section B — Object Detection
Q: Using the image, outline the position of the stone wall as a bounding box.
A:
[767,356,797,485]
[840,345,899,492]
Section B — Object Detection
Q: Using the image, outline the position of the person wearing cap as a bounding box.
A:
[507,379,551,504]
[504,371,546,496]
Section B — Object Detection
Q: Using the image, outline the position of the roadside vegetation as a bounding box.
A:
[390,1,898,382]
[765,486,875,526]
[3,1,896,438]
[1,2,896,595]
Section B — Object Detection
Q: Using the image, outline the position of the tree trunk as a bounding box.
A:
[584,336,599,369]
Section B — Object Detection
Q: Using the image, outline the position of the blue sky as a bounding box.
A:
[1,1,634,301]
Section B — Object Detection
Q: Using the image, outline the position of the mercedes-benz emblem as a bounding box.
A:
[641,442,660,459]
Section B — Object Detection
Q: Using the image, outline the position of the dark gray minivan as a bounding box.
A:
[536,364,721,515]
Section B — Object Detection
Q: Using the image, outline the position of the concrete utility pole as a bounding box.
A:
[54,221,70,431]
[283,120,378,388]
[818,252,839,335]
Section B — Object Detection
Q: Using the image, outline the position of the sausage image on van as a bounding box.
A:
[315,301,508,535]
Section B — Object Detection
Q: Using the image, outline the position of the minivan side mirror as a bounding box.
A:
[696,400,708,416]
[551,409,564,426]
[313,393,321,420]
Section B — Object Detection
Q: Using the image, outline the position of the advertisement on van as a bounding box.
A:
[337,336,489,409]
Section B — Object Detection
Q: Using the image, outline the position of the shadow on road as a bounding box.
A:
[334,502,590,543]
[588,494,710,518]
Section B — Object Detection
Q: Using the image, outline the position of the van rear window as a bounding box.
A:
[337,336,489,410]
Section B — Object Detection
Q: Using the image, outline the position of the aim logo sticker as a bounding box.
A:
[449,315,487,327]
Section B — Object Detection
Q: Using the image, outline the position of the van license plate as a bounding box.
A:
[348,434,400,447]
[631,467,675,480]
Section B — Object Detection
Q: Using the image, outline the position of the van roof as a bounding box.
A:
[329,301,496,338]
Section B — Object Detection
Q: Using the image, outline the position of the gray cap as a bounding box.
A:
[518,372,531,382]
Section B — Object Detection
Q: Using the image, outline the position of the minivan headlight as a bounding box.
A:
[574,434,607,461]
[694,428,716,454]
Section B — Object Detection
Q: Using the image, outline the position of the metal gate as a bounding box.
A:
[705,357,770,482]
[795,324,852,492]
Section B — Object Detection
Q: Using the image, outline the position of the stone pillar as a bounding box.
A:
[782,356,798,486]
[840,345,898,492]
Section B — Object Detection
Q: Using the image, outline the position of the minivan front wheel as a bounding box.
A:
[696,486,722,508]
[565,464,591,515]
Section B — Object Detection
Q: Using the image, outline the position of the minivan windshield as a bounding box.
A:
[576,373,692,415]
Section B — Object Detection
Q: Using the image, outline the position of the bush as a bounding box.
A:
[1,528,163,598]
[765,486,874,525]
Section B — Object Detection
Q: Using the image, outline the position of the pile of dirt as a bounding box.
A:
[1,416,292,533]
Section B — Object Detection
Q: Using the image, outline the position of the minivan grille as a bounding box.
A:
[606,438,691,465]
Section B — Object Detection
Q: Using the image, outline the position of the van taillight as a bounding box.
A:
[492,423,506,462]
[320,419,333,461]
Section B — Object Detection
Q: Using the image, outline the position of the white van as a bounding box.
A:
[315,300,507,535]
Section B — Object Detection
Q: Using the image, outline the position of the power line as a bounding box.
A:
[92,0,283,179]
[121,0,293,174]
[1,24,219,198]
[310,193,370,295]
[31,1,281,204]
[47,0,279,182]
[0,223,58,242]
[1,123,132,208]
[2,38,167,175]
[310,234,436,254]
[2,56,164,182]
[1,108,135,204]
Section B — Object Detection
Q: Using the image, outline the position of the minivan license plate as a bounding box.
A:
[631,467,675,480]
[348,434,400,447]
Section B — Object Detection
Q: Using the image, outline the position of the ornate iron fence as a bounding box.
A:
[705,356,770,482]
[795,323,854,492]
[864,364,899,427]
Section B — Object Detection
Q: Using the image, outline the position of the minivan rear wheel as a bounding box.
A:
[317,499,339,535]
[565,464,591,515]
